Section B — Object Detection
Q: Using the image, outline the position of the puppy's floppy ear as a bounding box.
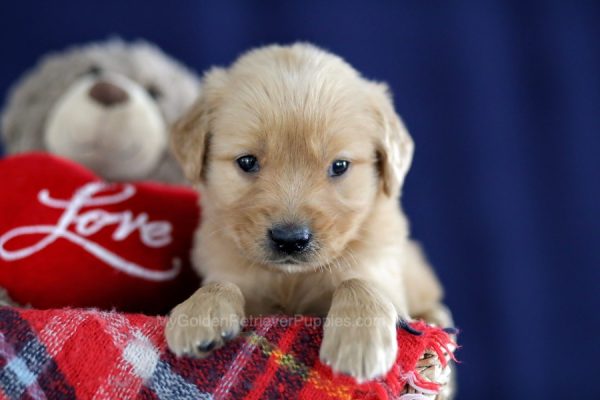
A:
[171,67,228,183]
[171,96,210,183]
[369,82,415,197]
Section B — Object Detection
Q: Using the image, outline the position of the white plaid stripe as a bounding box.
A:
[212,319,276,400]
[92,313,162,400]
[123,331,160,380]
[37,311,90,357]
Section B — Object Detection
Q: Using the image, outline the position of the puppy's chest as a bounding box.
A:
[245,273,335,317]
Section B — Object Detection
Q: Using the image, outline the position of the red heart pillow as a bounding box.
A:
[0,153,200,314]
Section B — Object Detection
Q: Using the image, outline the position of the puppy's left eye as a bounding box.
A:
[328,160,350,177]
[236,155,260,173]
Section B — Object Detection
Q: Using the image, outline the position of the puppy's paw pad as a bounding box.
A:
[196,340,217,352]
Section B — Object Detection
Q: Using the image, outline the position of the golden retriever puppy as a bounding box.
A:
[165,43,450,382]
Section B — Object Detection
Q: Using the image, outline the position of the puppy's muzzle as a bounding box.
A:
[268,224,312,256]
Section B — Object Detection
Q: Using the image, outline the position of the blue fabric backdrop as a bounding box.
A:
[1,1,598,398]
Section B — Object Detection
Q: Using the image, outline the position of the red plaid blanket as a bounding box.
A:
[0,307,455,400]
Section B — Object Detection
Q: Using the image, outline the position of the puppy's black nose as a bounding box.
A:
[89,81,128,107]
[269,225,312,255]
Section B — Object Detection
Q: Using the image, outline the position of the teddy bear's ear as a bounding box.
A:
[1,106,12,146]
[1,79,46,153]
[170,67,228,183]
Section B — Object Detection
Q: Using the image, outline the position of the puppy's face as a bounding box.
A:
[173,45,414,272]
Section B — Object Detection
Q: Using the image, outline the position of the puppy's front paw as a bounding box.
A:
[319,279,400,383]
[319,315,398,383]
[165,282,245,357]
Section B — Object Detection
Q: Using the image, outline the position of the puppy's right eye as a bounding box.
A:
[236,155,260,173]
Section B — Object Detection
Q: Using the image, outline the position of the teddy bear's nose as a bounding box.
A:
[89,81,129,107]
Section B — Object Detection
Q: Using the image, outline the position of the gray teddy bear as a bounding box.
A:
[1,39,200,183]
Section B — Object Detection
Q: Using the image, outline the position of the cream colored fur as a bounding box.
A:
[165,43,451,383]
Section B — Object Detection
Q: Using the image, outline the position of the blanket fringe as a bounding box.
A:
[354,321,457,399]
[399,394,431,400]
[407,322,456,395]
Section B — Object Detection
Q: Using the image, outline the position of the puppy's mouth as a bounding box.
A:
[271,257,303,265]
[262,248,320,272]
[265,257,318,274]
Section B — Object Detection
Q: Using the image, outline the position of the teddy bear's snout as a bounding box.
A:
[89,81,129,107]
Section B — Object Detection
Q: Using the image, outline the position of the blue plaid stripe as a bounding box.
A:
[15,339,50,379]
[0,308,75,399]
[0,360,28,399]
[147,360,212,400]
